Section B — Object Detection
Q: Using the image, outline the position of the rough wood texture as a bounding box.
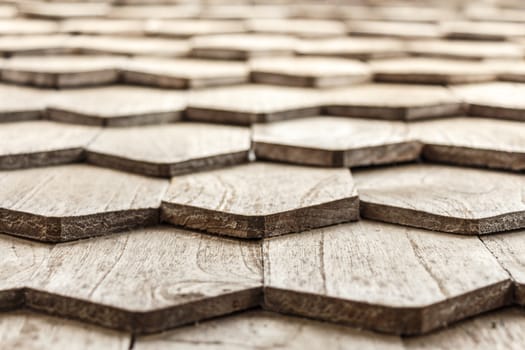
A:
[253,116,421,167]
[122,57,248,89]
[0,311,130,350]
[190,34,295,60]
[246,19,346,38]
[161,162,359,238]
[410,117,525,171]
[1,55,124,88]
[249,56,371,88]
[354,164,525,234]
[59,19,144,36]
[0,84,49,122]
[0,121,100,170]
[86,123,250,177]
[452,82,525,122]
[347,21,440,39]
[370,58,496,84]
[324,84,462,120]
[186,84,321,125]
[146,20,245,38]
[0,19,58,35]
[296,37,405,60]
[263,220,512,335]
[135,310,404,350]
[47,86,186,126]
[406,40,524,60]
[0,226,262,333]
[0,164,168,242]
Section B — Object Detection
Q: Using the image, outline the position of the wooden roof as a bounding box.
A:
[1,0,525,348]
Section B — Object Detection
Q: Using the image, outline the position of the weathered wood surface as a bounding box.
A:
[409,117,525,171]
[86,123,250,177]
[59,19,144,36]
[296,37,405,60]
[135,310,404,350]
[354,164,525,234]
[485,60,525,83]
[109,5,200,19]
[161,162,358,238]
[442,21,525,41]
[452,82,525,122]
[246,19,346,38]
[0,121,100,170]
[0,311,130,350]
[250,56,371,88]
[324,83,462,120]
[0,84,49,122]
[0,19,58,35]
[147,20,245,38]
[201,4,290,20]
[47,85,186,126]
[406,40,524,60]
[18,2,110,19]
[253,116,420,167]
[186,84,321,125]
[263,220,512,335]
[122,57,248,88]
[0,164,168,242]
[347,21,441,39]
[0,35,73,56]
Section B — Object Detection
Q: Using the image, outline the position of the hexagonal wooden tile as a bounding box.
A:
[354,164,525,234]
[452,82,525,122]
[190,34,295,60]
[60,19,145,36]
[249,56,371,88]
[442,21,525,41]
[406,40,524,60]
[370,58,496,85]
[86,123,250,177]
[135,310,403,350]
[246,19,346,38]
[263,220,511,335]
[161,162,358,238]
[410,117,525,171]
[0,226,262,333]
[0,311,130,350]
[146,20,245,38]
[18,2,110,19]
[0,164,168,242]
[324,83,462,121]
[347,21,441,39]
[47,86,186,127]
[253,116,420,167]
[0,84,49,122]
[296,37,405,60]
[0,19,58,35]
[0,121,100,170]
[122,57,248,89]
[186,84,321,125]
[1,55,124,88]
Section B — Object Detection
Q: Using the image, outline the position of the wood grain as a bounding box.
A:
[0,84,49,123]
[324,83,462,120]
[109,5,200,19]
[347,21,440,39]
[296,37,406,60]
[354,164,525,234]
[146,20,245,38]
[246,19,346,38]
[249,56,371,88]
[18,2,110,19]
[263,220,512,335]
[0,35,73,56]
[253,116,421,167]
[47,85,186,126]
[406,39,524,60]
[122,57,248,89]
[135,310,404,350]
[0,19,58,35]
[452,82,525,122]
[0,121,100,170]
[161,162,359,238]
[86,123,250,177]
[59,19,144,36]
[0,164,168,242]
[410,117,525,171]
[443,21,525,41]
[0,311,130,350]
[186,84,321,125]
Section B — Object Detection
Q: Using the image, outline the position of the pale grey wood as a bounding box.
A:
[146,20,245,38]
[161,162,359,238]
[18,1,110,19]
[1,55,124,88]
[109,5,200,19]
[246,19,346,38]
[0,121,100,169]
[253,116,421,167]
[86,123,250,177]
[122,57,248,89]
[190,34,295,60]
[404,308,525,350]
[442,21,525,41]
[452,82,525,122]
[0,164,168,242]
[249,56,371,88]
[47,85,186,126]
[296,37,406,60]
[354,164,525,234]
[0,19,58,35]
[135,310,404,350]
[406,40,524,60]
[263,220,512,335]
[0,84,49,122]
[0,311,130,350]
[347,21,441,39]
[59,19,145,36]
[324,83,462,120]
[186,84,321,125]
[409,117,525,171]
[370,58,496,84]
[25,226,262,333]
